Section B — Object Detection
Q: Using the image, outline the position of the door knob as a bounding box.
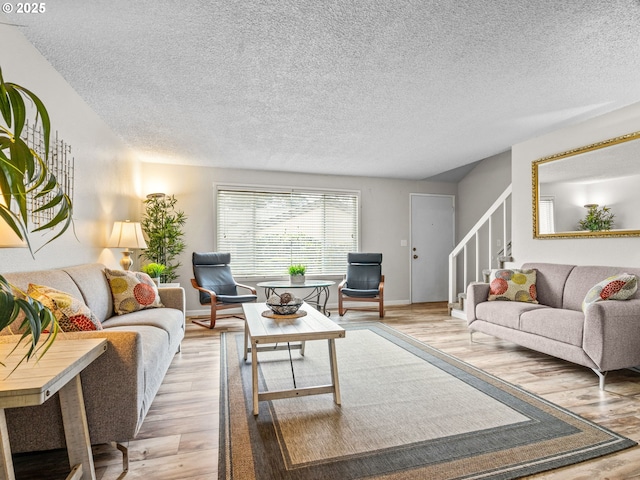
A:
[413,254,419,259]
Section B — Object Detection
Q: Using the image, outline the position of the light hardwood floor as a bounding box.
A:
[11,303,640,479]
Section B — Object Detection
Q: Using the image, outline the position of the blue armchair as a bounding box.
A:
[338,253,384,318]
[191,252,257,328]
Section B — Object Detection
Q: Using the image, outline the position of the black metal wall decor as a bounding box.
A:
[22,122,74,228]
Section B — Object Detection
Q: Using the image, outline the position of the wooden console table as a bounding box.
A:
[0,338,108,480]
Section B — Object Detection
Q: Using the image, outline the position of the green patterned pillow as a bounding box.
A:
[27,284,103,331]
[582,274,638,313]
[104,268,164,315]
[487,269,538,303]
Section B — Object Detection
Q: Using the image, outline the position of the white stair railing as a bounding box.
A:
[449,185,512,311]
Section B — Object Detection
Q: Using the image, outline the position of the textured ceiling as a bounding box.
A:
[4,1,640,180]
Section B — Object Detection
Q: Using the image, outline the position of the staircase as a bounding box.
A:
[448,185,512,319]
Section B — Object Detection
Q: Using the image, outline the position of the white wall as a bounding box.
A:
[512,101,640,267]
[456,150,511,242]
[0,24,140,273]
[140,163,457,313]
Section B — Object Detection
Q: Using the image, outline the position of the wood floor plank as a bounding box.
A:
[9,302,640,479]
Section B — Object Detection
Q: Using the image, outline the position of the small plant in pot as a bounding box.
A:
[288,264,306,284]
[578,204,615,232]
[141,263,166,285]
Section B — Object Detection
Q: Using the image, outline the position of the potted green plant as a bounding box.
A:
[141,262,166,285]
[289,264,306,284]
[578,204,615,232]
[140,193,186,283]
[0,67,74,365]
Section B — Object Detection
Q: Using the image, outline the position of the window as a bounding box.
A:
[539,197,555,234]
[216,186,359,276]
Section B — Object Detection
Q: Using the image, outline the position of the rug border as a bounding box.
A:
[219,322,637,480]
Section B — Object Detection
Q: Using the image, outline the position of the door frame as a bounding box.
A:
[409,193,456,304]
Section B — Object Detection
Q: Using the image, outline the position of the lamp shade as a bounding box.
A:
[107,221,148,249]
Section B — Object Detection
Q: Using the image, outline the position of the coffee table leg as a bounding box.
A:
[328,339,341,405]
[243,321,249,362]
[252,340,259,415]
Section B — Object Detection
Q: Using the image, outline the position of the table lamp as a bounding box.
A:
[107,220,147,270]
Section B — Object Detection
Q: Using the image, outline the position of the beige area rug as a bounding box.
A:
[219,323,636,479]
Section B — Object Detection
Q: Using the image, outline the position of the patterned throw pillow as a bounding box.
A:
[487,269,538,303]
[104,268,164,315]
[582,274,638,312]
[27,284,103,332]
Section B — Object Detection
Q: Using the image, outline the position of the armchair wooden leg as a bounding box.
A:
[379,300,384,318]
[338,295,345,316]
[208,303,217,329]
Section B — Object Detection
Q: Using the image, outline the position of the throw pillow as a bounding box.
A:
[104,268,164,315]
[27,284,103,332]
[582,273,638,312]
[487,268,538,303]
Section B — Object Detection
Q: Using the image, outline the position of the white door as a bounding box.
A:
[411,194,455,303]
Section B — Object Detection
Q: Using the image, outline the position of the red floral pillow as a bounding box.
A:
[487,269,538,303]
[582,274,638,312]
[27,284,103,332]
[104,268,164,315]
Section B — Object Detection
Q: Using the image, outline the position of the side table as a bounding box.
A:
[256,280,335,315]
[0,338,108,480]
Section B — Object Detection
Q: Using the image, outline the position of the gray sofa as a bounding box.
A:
[0,263,185,462]
[466,262,640,389]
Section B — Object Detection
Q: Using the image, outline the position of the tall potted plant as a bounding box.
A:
[0,67,74,364]
[140,193,186,283]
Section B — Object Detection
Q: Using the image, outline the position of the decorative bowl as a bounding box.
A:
[266,293,303,315]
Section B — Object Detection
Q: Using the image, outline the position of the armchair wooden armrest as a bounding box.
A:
[235,282,257,294]
[190,278,218,303]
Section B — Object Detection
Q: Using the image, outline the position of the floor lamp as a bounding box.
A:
[107,220,147,270]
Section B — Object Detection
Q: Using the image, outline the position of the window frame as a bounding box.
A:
[214,183,361,279]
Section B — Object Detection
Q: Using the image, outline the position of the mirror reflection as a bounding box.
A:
[533,131,640,238]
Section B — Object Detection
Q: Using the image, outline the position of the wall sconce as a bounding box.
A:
[107,220,147,270]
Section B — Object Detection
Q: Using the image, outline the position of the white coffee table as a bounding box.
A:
[242,302,345,415]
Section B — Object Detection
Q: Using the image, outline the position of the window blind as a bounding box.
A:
[539,197,555,234]
[217,187,359,276]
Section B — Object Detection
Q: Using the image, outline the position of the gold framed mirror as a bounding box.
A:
[532,131,640,239]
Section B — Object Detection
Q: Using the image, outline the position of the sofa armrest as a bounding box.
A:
[465,282,490,324]
[158,287,186,330]
[584,299,640,371]
[158,287,185,312]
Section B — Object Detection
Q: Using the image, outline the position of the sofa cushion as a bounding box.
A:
[519,308,585,347]
[563,266,640,311]
[27,284,103,332]
[487,269,538,303]
[581,273,638,312]
[101,307,184,347]
[63,263,115,322]
[104,269,164,315]
[475,301,548,329]
[521,263,575,308]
